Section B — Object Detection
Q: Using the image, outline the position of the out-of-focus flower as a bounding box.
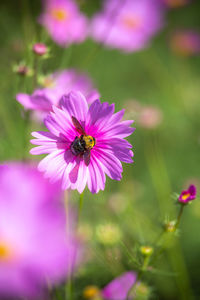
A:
[161,0,190,8]
[170,30,200,56]
[90,0,165,53]
[108,193,128,213]
[138,106,163,129]
[0,163,81,299]
[125,100,163,129]
[16,69,100,120]
[102,271,137,300]
[13,62,33,76]
[30,91,134,193]
[83,285,101,299]
[78,223,93,242]
[83,273,149,300]
[32,42,48,56]
[96,223,122,246]
[178,184,197,204]
[39,0,88,47]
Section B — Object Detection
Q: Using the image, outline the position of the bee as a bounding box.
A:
[70,116,96,166]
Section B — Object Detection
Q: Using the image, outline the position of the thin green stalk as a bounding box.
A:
[78,192,84,225]
[126,255,150,300]
[33,55,38,89]
[175,204,185,230]
[66,275,73,300]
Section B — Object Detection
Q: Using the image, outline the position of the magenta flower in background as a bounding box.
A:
[39,0,88,47]
[102,271,137,300]
[0,163,81,299]
[30,91,134,194]
[178,185,197,204]
[170,30,200,56]
[16,69,100,121]
[90,0,165,53]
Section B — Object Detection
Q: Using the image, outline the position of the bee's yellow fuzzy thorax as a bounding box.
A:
[83,135,96,149]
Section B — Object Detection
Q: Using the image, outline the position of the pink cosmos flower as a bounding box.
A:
[16,69,100,121]
[30,91,134,193]
[178,185,197,204]
[39,0,88,47]
[0,163,81,299]
[90,0,165,53]
[170,30,200,56]
[102,271,137,300]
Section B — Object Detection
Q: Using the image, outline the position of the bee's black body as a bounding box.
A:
[70,135,86,156]
[70,116,96,165]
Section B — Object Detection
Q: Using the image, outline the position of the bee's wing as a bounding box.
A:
[71,116,86,135]
[83,150,91,166]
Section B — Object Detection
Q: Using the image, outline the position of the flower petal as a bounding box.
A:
[60,91,88,122]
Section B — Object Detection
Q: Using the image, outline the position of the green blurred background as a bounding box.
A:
[1,0,200,299]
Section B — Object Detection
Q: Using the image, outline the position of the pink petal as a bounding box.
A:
[16,93,36,110]
[60,91,88,122]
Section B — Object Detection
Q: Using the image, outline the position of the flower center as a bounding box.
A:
[51,8,68,21]
[122,15,141,30]
[0,242,12,261]
[181,192,190,200]
[83,286,100,299]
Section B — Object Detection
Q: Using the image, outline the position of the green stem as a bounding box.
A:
[66,275,73,300]
[33,55,38,89]
[78,192,84,224]
[175,204,185,230]
[127,204,186,299]
[126,256,150,299]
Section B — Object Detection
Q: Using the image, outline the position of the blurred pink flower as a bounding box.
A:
[30,91,134,193]
[170,30,200,56]
[16,69,100,121]
[102,271,137,300]
[90,0,165,53]
[0,163,81,299]
[178,184,197,204]
[39,0,88,46]
[124,100,163,129]
[138,106,163,129]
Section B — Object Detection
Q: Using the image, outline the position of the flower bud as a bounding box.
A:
[13,63,32,76]
[140,246,153,256]
[134,282,151,299]
[32,43,48,56]
[164,220,176,233]
[95,223,122,246]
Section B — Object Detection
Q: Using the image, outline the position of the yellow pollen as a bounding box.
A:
[0,243,12,261]
[182,193,190,200]
[83,286,100,299]
[122,15,141,29]
[51,9,68,21]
